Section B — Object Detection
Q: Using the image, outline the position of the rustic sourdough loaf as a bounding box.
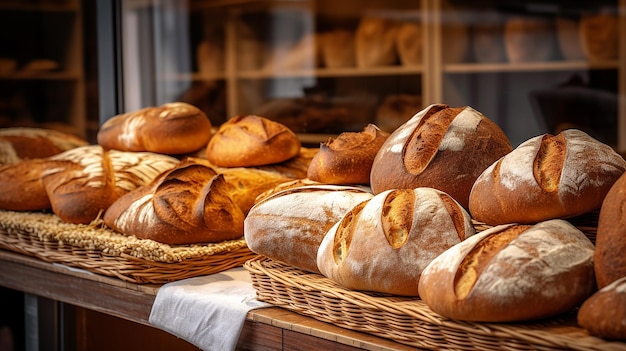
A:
[469,129,626,225]
[418,220,596,322]
[0,127,88,165]
[578,276,626,340]
[317,187,475,296]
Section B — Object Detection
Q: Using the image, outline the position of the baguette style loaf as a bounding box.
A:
[469,129,626,225]
[578,276,626,340]
[418,220,596,322]
[317,187,475,296]
[370,104,512,208]
[104,160,245,244]
[98,102,212,154]
[244,184,374,273]
[307,124,389,185]
[0,127,88,165]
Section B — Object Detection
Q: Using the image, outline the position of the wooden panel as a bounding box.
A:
[236,320,283,351]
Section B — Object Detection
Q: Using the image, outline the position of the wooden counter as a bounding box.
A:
[0,250,421,351]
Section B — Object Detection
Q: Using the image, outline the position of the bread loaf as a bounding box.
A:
[206,115,301,167]
[375,94,422,133]
[42,145,179,224]
[595,172,626,289]
[418,220,596,322]
[396,21,422,66]
[504,16,557,62]
[307,124,389,185]
[320,29,356,68]
[355,16,398,68]
[0,127,88,165]
[471,14,506,63]
[317,187,475,296]
[370,104,512,209]
[98,102,212,154]
[469,129,626,225]
[104,160,245,244]
[0,159,69,211]
[244,184,374,273]
[578,276,626,340]
[556,17,585,61]
[580,13,618,61]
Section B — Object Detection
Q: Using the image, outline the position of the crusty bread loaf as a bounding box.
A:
[42,145,179,224]
[396,21,422,66]
[244,184,374,273]
[469,129,626,225]
[0,127,88,165]
[370,104,512,209]
[320,29,356,68]
[104,160,245,245]
[375,94,422,133]
[595,172,626,289]
[418,220,596,322]
[0,159,69,211]
[317,187,475,296]
[578,276,626,340]
[307,124,389,185]
[98,102,212,155]
[580,13,618,61]
[355,16,398,68]
[206,115,301,167]
[504,16,557,62]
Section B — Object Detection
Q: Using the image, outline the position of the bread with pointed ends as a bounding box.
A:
[418,220,595,322]
[595,172,626,289]
[244,184,374,273]
[578,276,626,340]
[42,145,179,224]
[307,124,389,185]
[317,187,475,296]
[104,160,245,245]
[206,115,301,167]
[97,102,212,154]
[469,129,626,226]
[0,127,88,165]
[370,104,512,209]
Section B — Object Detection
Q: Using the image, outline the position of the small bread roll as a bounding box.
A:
[578,276,626,340]
[206,115,301,167]
[98,102,212,155]
[355,16,398,68]
[307,124,389,185]
[580,13,619,61]
[469,129,626,225]
[370,104,512,209]
[244,184,374,273]
[317,187,475,296]
[418,220,596,322]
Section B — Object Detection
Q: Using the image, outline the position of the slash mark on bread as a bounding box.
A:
[534,133,566,193]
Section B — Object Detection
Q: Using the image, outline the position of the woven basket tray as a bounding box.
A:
[245,256,626,351]
[0,210,257,284]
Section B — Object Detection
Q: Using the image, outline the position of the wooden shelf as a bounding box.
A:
[444,60,621,74]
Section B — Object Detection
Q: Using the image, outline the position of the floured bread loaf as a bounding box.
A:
[104,160,245,244]
[206,115,301,167]
[0,127,88,165]
[244,184,374,273]
[469,129,626,225]
[578,276,626,340]
[418,220,596,322]
[317,187,475,296]
[355,16,398,68]
[307,124,389,185]
[370,104,512,208]
[98,102,212,154]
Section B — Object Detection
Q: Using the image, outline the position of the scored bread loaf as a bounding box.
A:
[244,184,374,273]
[370,104,512,209]
[104,160,245,245]
[577,276,626,340]
[0,127,88,165]
[469,129,626,225]
[307,124,389,185]
[206,115,301,167]
[98,102,212,154]
[418,220,596,322]
[317,187,475,296]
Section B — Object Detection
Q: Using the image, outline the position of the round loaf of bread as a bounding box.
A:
[595,172,626,289]
[469,129,626,225]
[98,102,212,154]
[370,104,512,209]
[307,124,389,185]
[0,127,88,165]
[418,220,596,322]
[244,184,374,273]
[317,187,475,296]
[578,276,626,340]
[206,115,301,167]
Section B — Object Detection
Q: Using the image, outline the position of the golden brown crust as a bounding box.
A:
[578,277,626,340]
[0,127,88,165]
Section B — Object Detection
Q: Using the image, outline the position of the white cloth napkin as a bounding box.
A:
[149,267,271,351]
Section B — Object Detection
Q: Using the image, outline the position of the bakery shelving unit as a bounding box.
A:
[0,0,88,139]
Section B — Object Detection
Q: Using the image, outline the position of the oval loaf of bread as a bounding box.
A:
[578,276,626,340]
[370,103,512,208]
[469,129,626,225]
[98,102,212,154]
[0,127,88,165]
[317,187,475,296]
[244,184,374,273]
[418,220,596,322]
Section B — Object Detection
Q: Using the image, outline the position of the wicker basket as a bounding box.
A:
[0,210,257,284]
[245,256,626,351]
